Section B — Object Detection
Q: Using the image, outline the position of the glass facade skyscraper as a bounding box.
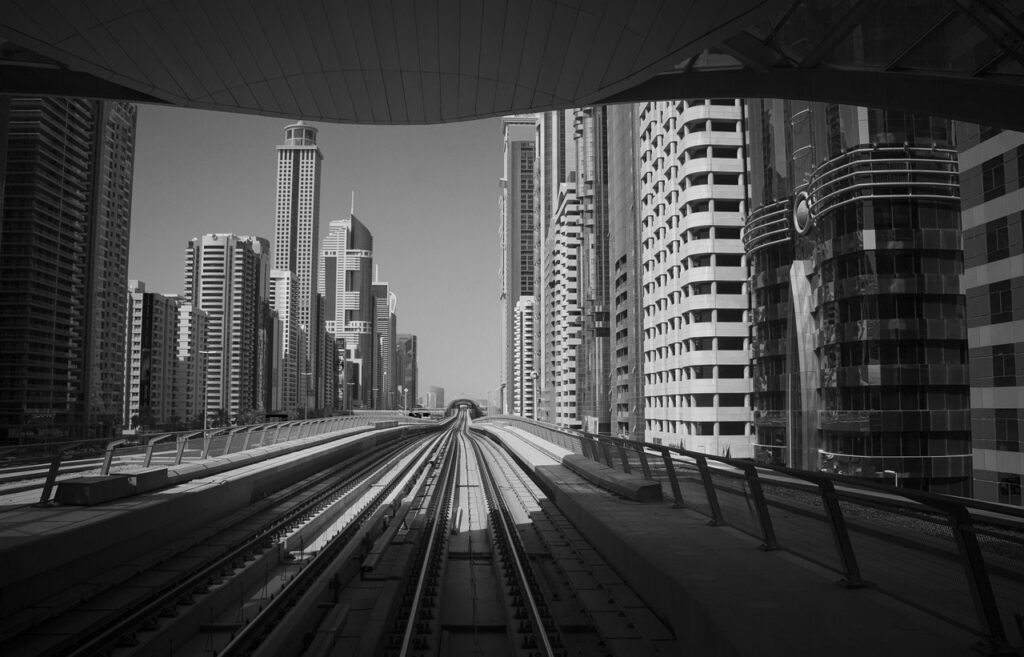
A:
[0,97,136,444]
[745,100,970,494]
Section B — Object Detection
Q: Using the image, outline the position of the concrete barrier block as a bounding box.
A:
[128,468,168,493]
[54,476,133,506]
[562,454,663,502]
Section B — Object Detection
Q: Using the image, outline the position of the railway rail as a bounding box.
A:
[3,411,684,656]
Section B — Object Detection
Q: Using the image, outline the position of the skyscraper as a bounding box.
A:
[273,121,323,409]
[0,97,136,444]
[84,101,138,437]
[572,107,611,434]
[608,103,645,441]
[745,100,969,494]
[639,99,751,455]
[535,110,577,422]
[184,234,270,423]
[372,280,397,409]
[124,282,208,430]
[957,124,1024,506]
[269,270,299,414]
[125,281,179,430]
[319,214,375,408]
[513,296,537,418]
[546,184,583,430]
[499,115,539,415]
[396,334,418,411]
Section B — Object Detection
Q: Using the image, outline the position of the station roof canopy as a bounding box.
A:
[1,0,1023,129]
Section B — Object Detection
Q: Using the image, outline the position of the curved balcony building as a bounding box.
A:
[746,101,970,495]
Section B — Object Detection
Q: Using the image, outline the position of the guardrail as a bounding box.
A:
[476,415,1024,655]
[1,415,436,507]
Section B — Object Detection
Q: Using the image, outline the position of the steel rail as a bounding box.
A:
[219,428,451,657]
[397,423,461,657]
[57,432,430,657]
[469,432,557,657]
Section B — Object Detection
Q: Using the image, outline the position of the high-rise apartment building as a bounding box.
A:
[372,281,398,409]
[269,270,299,414]
[572,107,612,434]
[0,97,136,444]
[184,234,271,423]
[513,296,537,418]
[639,99,751,455]
[745,100,969,494]
[396,334,418,410]
[273,121,323,409]
[545,184,583,430]
[124,282,208,430]
[319,214,375,408]
[172,298,208,428]
[608,103,645,441]
[124,281,179,429]
[84,101,138,437]
[499,115,539,415]
[958,125,1024,506]
[535,110,577,423]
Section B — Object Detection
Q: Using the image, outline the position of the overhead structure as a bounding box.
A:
[1,1,1023,128]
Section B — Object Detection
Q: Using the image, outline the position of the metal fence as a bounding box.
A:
[1,415,434,506]
[476,415,1024,654]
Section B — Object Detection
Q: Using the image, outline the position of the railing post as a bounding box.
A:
[222,431,235,456]
[740,463,780,551]
[816,479,866,586]
[598,437,615,468]
[635,445,653,480]
[36,453,63,506]
[241,428,253,451]
[946,505,1011,652]
[695,454,725,526]
[615,440,631,474]
[658,447,685,508]
[143,438,156,468]
[100,440,125,475]
[201,434,212,459]
[174,435,188,465]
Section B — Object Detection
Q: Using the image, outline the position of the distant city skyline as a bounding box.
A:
[128,105,500,400]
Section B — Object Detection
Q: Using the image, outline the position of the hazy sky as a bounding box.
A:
[128,104,502,401]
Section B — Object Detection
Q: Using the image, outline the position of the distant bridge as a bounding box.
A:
[445,398,485,419]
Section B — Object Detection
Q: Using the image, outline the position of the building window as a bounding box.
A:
[1017,145,1024,189]
[719,421,746,435]
[719,365,746,378]
[982,156,1006,202]
[990,280,1013,324]
[993,344,1016,386]
[999,474,1022,505]
[986,217,1010,262]
[719,393,746,407]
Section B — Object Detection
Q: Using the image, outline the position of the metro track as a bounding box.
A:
[0,424,452,657]
[4,412,682,656]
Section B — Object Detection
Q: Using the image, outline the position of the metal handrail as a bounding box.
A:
[476,414,1022,653]
[5,414,439,504]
